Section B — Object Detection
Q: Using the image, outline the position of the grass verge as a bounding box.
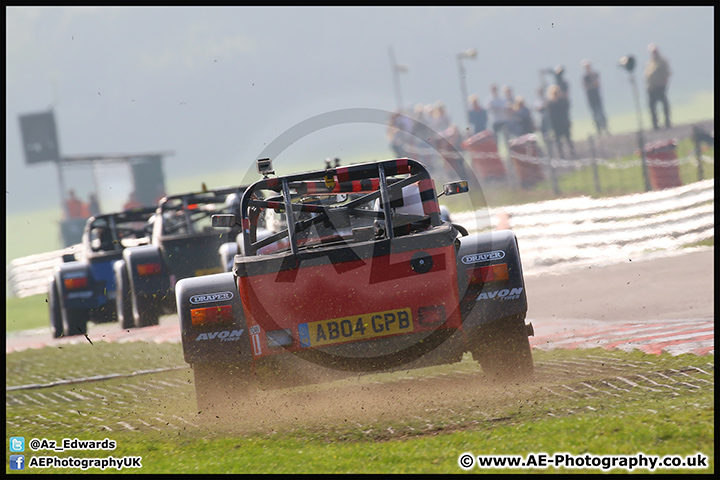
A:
[5,344,714,474]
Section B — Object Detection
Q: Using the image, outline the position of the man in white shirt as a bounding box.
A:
[485,83,508,137]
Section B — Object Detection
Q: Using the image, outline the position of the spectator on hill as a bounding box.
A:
[511,96,536,137]
[581,59,610,136]
[502,85,518,138]
[547,83,576,160]
[534,87,551,137]
[486,83,509,139]
[644,42,672,130]
[467,94,488,135]
[552,65,570,100]
[65,189,84,219]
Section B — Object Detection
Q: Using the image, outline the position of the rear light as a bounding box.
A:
[467,263,509,285]
[266,329,293,348]
[64,276,88,290]
[191,305,233,327]
[418,305,446,326]
[137,262,162,276]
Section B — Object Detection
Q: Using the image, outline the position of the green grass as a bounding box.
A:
[5,345,714,474]
[5,208,66,263]
[6,294,51,333]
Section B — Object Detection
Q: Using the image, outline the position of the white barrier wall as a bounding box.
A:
[452,178,714,276]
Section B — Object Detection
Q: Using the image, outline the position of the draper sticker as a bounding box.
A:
[461,250,505,265]
[189,291,234,304]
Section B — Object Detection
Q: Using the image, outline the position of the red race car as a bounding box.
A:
[176,158,533,412]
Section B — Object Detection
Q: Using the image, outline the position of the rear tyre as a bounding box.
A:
[48,282,64,338]
[133,293,161,328]
[193,362,254,415]
[116,264,135,330]
[62,308,89,337]
[472,314,534,381]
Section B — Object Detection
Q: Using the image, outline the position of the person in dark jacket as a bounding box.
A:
[546,84,576,159]
[467,94,488,135]
[581,59,610,136]
[511,96,536,136]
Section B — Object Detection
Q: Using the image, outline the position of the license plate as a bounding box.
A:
[298,308,413,347]
[195,267,223,276]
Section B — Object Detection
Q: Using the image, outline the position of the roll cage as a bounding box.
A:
[239,158,443,257]
[84,206,157,253]
[157,186,246,237]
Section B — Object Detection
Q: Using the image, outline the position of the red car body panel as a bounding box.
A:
[239,242,461,359]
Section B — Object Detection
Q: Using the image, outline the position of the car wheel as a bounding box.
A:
[193,362,254,415]
[48,282,64,338]
[472,314,534,381]
[62,308,90,337]
[116,265,134,330]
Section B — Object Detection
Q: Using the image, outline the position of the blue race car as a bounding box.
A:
[48,206,156,338]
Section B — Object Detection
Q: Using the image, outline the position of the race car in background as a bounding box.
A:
[176,158,534,411]
[48,206,156,338]
[114,186,246,330]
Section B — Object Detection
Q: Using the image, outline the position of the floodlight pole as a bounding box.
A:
[388,46,407,111]
[456,48,477,128]
[624,63,652,192]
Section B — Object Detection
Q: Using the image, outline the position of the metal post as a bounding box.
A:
[457,58,469,125]
[91,160,101,212]
[388,47,406,111]
[547,146,560,195]
[56,158,68,217]
[588,135,601,194]
[456,49,476,129]
[693,125,705,182]
[540,131,559,195]
[628,73,651,192]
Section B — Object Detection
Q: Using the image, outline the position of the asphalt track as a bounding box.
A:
[6,249,713,357]
[524,248,714,356]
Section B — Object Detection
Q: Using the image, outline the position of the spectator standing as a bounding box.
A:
[552,65,570,100]
[546,84,576,159]
[485,83,508,138]
[581,59,610,136]
[644,42,672,130]
[65,189,84,219]
[534,87,551,134]
[467,94,488,134]
[502,85,518,138]
[511,96,536,136]
[429,101,452,134]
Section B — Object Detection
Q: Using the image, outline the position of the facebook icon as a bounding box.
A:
[10,455,25,470]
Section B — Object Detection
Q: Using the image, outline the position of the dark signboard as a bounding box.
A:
[18,110,61,165]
